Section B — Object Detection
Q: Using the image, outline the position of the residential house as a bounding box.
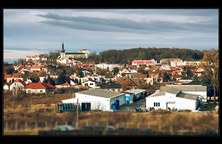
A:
[195,67,205,77]
[95,63,121,71]
[184,60,201,66]
[24,82,56,94]
[82,80,100,89]
[56,82,72,88]
[115,77,140,91]
[160,58,183,67]
[26,55,47,62]
[62,89,126,111]
[9,79,26,91]
[120,68,137,78]
[146,86,199,111]
[4,73,23,83]
[100,82,122,92]
[132,59,157,67]
[57,57,73,65]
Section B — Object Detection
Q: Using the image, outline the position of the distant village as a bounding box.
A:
[3,43,218,112]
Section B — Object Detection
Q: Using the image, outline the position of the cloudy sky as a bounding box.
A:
[4,9,218,63]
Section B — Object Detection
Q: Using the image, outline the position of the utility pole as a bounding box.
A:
[76,98,79,129]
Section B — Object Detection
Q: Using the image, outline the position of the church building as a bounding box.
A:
[58,43,89,60]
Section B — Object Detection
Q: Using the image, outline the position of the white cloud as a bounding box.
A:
[4,50,48,60]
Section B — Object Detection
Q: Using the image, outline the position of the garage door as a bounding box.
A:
[81,103,91,111]
[166,102,176,110]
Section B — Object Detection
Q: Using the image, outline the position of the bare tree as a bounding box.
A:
[201,49,219,103]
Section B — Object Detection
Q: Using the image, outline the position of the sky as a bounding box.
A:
[4,9,218,63]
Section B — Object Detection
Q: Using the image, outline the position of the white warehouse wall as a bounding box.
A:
[146,95,197,110]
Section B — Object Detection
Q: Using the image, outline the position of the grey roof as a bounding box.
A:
[124,89,146,95]
[76,89,124,98]
[177,93,198,100]
[66,52,84,54]
[100,82,121,89]
[163,85,207,91]
[165,87,181,95]
[149,92,165,97]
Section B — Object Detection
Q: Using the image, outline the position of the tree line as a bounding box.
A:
[88,47,203,64]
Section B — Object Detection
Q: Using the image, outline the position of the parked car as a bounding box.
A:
[52,125,75,131]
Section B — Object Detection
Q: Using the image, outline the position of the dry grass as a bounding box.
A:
[3,95,219,135]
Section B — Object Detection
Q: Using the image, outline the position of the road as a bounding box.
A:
[118,98,146,112]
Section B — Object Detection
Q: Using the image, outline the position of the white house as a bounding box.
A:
[82,80,100,89]
[146,87,199,111]
[9,79,26,91]
[24,82,55,94]
[62,89,126,111]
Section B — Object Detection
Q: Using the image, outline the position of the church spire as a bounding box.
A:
[61,42,65,53]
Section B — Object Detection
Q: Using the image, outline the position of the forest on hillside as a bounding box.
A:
[88,48,203,64]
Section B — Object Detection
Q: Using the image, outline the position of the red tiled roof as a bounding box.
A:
[4,74,12,79]
[25,83,55,89]
[26,55,40,58]
[4,73,22,80]
[61,82,72,87]
[14,79,26,86]
[132,60,155,65]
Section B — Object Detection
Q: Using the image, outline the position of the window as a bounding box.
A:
[40,90,43,93]
[90,83,93,85]
[154,102,160,107]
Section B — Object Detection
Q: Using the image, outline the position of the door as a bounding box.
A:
[166,102,176,110]
[81,103,91,111]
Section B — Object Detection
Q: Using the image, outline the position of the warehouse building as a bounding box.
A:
[62,89,126,111]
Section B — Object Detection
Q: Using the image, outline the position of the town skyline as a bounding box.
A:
[4,9,218,63]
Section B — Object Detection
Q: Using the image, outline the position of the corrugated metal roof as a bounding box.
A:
[177,93,198,100]
[164,85,207,91]
[77,89,124,98]
[165,87,181,95]
[124,89,146,95]
[149,92,165,97]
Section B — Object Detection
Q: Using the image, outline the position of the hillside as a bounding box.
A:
[88,47,203,64]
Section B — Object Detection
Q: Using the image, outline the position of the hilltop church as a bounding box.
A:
[58,43,89,60]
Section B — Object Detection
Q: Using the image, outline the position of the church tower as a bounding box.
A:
[61,42,65,59]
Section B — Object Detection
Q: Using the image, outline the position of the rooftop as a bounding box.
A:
[164,87,181,95]
[124,89,146,95]
[77,89,124,98]
[100,82,121,89]
[177,93,198,100]
[162,85,207,91]
[25,83,56,89]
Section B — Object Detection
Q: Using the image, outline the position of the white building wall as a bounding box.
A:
[74,93,125,111]
[174,97,197,110]
[25,88,46,94]
[82,81,99,89]
[146,95,197,110]
[10,82,24,91]
[110,95,126,106]
[146,95,168,110]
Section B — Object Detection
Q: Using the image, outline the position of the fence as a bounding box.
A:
[3,120,219,136]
